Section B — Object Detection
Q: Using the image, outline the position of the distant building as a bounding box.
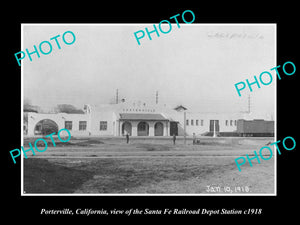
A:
[24,101,273,137]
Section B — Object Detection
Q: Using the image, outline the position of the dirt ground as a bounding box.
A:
[23,137,275,194]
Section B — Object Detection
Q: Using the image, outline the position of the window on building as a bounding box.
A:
[196,120,199,126]
[230,120,233,126]
[201,120,204,126]
[65,121,72,130]
[186,119,189,126]
[100,121,107,131]
[191,119,194,126]
[79,121,87,131]
[225,120,228,126]
[234,120,237,126]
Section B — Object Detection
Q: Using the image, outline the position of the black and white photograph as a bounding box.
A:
[4,4,298,220]
[21,24,276,195]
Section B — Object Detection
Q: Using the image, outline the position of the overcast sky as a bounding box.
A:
[23,24,276,116]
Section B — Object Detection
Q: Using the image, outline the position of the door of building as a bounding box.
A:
[170,121,178,136]
[154,122,164,136]
[209,120,219,132]
[137,121,149,136]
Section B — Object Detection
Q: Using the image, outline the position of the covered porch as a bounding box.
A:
[117,113,170,136]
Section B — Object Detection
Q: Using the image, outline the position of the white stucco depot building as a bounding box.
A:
[24,101,272,137]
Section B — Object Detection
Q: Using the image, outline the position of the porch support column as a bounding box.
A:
[119,121,123,136]
[164,121,169,136]
[149,121,155,136]
[131,121,138,136]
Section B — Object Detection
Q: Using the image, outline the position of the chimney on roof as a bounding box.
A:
[116,89,119,104]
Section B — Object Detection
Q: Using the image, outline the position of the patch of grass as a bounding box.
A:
[75,139,105,146]
[24,156,274,194]
[23,138,104,147]
[24,158,95,193]
[23,137,275,194]
[135,143,171,151]
[72,158,237,193]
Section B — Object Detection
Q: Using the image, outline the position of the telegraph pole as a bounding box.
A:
[116,89,119,104]
[183,110,187,144]
[248,94,251,113]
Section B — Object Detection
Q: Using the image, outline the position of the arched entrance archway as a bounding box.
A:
[122,122,132,135]
[34,119,59,135]
[137,121,149,136]
[154,122,164,136]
